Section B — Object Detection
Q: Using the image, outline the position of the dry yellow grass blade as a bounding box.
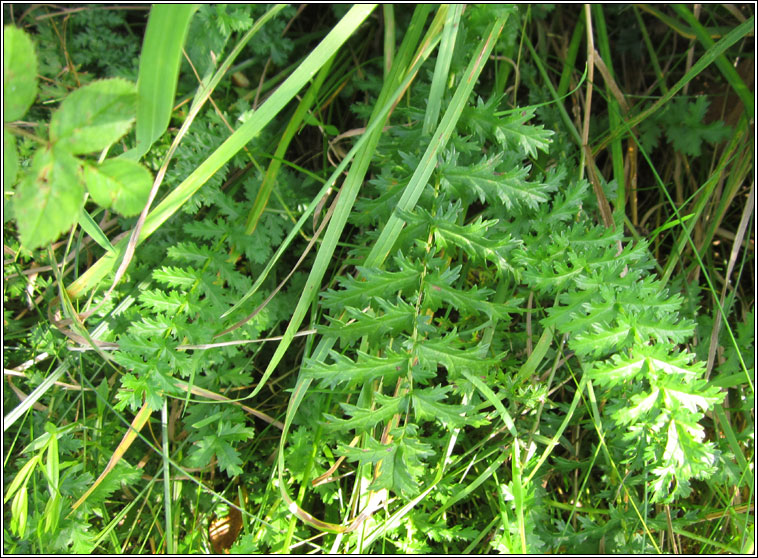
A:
[71,400,153,512]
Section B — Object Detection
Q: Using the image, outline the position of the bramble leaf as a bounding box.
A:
[83,158,153,216]
[3,25,39,121]
[13,146,84,250]
[49,78,137,154]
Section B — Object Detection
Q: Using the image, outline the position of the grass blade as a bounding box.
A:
[121,4,198,161]
[71,400,153,512]
[364,17,509,269]
[3,364,69,432]
[246,5,442,398]
[66,4,378,300]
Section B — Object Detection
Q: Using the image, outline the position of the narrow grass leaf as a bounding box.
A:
[78,208,116,254]
[71,400,153,511]
[121,4,198,161]
[67,4,376,299]
[364,17,509,269]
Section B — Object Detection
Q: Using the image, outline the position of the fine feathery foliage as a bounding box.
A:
[3,4,753,554]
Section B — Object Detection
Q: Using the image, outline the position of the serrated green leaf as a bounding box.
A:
[661,380,723,415]
[138,288,187,314]
[461,97,554,158]
[661,96,732,157]
[317,299,415,346]
[167,241,215,264]
[571,321,631,357]
[50,78,137,154]
[637,343,706,380]
[414,333,497,377]
[587,350,646,387]
[3,25,38,121]
[429,214,520,275]
[612,387,660,425]
[338,428,434,498]
[127,315,176,338]
[305,350,420,389]
[493,106,554,158]
[13,146,84,250]
[424,276,511,320]
[632,311,695,346]
[84,158,153,216]
[152,265,199,288]
[439,151,530,207]
[324,392,408,432]
[321,259,421,311]
[411,385,481,428]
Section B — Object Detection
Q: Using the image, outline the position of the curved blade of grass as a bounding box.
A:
[247,6,448,400]
[121,4,198,161]
[461,369,517,437]
[277,377,349,532]
[71,400,153,511]
[243,54,335,236]
[3,363,69,431]
[364,17,508,270]
[161,399,174,553]
[383,5,396,77]
[514,324,554,385]
[78,208,116,254]
[172,379,284,430]
[66,4,377,300]
[422,4,462,135]
[428,447,509,523]
[591,5,627,213]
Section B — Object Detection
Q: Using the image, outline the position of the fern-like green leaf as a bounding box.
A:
[411,385,487,428]
[317,298,416,346]
[321,255,421,311]
[414,333,497,377]
[305,350,409,389]
[324,392,409,432]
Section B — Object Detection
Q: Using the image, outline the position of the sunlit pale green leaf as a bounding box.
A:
[13,146,84,250]
[50,78,137,154]
[83,158,153,216]
[4,128,18,187]
[3,25,38,121]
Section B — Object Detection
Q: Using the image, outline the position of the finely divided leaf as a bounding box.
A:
[305,350,409,389]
